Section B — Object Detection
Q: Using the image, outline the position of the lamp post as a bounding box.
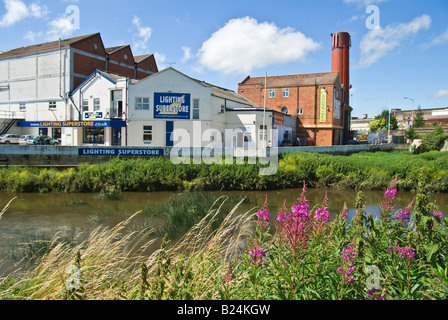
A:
[404,97,414,128]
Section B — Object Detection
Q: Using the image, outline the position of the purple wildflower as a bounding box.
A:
[276,199,291,222]
[384,187,397,200]
[389,241,416,261]
[248,247,265,264]
[314,206,330,223]
[433,211,443,220]
[338,241,358,284]
[291,181,310,221]
[368,287,385,300]
[256,195,270,222]
[394,209,411,222]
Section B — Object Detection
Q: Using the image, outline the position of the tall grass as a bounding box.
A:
[1,173,447,300]
[0,151,447,194]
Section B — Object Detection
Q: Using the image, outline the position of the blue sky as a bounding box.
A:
[1,0,447,118]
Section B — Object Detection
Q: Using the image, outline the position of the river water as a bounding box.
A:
[0,188,446,275]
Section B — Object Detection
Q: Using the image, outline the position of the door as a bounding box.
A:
[166,121,174,147]
[111,127,121,146]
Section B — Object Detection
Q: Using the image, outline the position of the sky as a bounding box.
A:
[0,0,447,118]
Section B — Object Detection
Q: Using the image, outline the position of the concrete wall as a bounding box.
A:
[0,143,396,166]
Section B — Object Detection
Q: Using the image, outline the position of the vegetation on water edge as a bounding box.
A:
[0,150,447,193]
[0,172,447,300]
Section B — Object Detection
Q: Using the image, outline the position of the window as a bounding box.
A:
[297,108,304,115]
[269,89,275,98]
[193,99,200,120]
[19,103,26,111]
[93,98,100,111]
[259,125,267,141]
[82,100,89,112]
[136,97,150,110]
[282,89,289,98]
[83,128,104,144]
[143,125,153,143]
[49,101,56,109]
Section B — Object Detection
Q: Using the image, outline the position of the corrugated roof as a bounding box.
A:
[240,72,341,87]
[0,33,100,59]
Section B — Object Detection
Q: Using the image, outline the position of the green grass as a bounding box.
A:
[0,151,447,193]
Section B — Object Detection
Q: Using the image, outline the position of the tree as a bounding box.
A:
[405,126,417,141]
[368,118,386,132]
[375,110,398,130]
[421,124,447,152]
[413,106,426,128]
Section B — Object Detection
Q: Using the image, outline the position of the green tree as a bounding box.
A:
[413,106,426,128]
[405,126,417,141]
[368,118,386,132]
[421,124,447,151]
[375,110,398,130]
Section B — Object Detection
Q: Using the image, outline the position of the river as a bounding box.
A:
[0,188,446,275]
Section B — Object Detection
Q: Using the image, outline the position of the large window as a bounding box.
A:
[83,128,104,144]
[143,125,153,143]
[136,97,150,110]
[193,99,200,120]
[282,88,289,98]
[269,89,275,98]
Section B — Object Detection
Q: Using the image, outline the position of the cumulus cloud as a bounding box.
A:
[132,16,152,53]
[431,89,448,99]
[197,16,321,75]
[358,14,431,68]
[0,0,48,27]
[181,46,193,62]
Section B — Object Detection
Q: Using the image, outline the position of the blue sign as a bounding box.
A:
[17,121,126,128]
[78,148,164,157]
[154,92,190,119]
[84,112,103,119]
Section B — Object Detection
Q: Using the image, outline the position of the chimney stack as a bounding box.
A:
[331,32,351,107]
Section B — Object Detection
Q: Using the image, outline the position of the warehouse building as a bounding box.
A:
[0,33,157,140]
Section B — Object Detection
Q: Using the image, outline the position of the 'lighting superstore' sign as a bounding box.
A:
[154,92,191,120]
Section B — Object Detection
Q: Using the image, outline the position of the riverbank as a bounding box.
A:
[0,150,447,193]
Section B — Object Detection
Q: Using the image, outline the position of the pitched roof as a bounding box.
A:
[134,54,154,63]
[105,45,129,54]
[240,72,341,87]
[0,33,100,59]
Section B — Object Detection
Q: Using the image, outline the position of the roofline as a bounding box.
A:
[0,33,101,59]
[70,69,118,96]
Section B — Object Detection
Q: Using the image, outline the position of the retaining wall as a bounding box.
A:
[0,144,397,166]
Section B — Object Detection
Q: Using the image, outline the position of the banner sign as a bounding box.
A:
[320,89,327,123]
[17,121,126,128]
[84,112,103,119]
[334,99,341,120]
[79,148,164,157]
[154,92,191,119]
[273,113,284,126]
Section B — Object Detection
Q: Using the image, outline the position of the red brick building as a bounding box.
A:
[238,72,346,146]
[238,32,352,146]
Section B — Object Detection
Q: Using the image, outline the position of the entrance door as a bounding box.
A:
[111,90,123,118]
[111,127,121,146]
[166,121,174,147]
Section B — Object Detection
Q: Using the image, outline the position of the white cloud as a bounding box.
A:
[431,89,448,99]
[181,46,192,62]
[197,16,321,75]
[358,14,431,68]
[0,0,47,27]
[154,52,167,69]
[45,11,78,40]
[432,27,448,45]
[132,16,152,53]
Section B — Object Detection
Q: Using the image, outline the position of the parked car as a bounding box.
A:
[19,135,36,145]
[0,134,20,144]
[33,135,60,145]
[280,139,299,147]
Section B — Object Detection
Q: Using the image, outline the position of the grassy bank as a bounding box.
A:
[0,150,447,193]
[1,174,447,300]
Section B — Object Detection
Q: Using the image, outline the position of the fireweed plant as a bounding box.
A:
[220,174,448,300]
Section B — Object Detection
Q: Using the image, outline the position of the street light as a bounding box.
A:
[404,97,414,127]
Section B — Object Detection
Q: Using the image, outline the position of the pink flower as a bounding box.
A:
[248,248,265,264]
[256,195,270,222]
[433,211,443,220]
